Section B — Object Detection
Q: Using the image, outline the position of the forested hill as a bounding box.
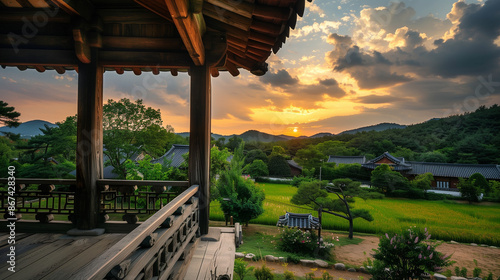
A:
[309,105,500,164]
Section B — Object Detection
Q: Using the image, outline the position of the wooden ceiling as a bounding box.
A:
[0,0,310,77]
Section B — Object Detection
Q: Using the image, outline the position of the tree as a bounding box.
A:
[244,149,268,165]
[216,142,265,226]
[458,178,482,203]
[267,154,291,177]
[469,173,490,195]
[294,146,326,170]
[103,98,166,178]
[369,227,453,280]
[371,164,409,193]
[291,180,373,240]
[245,159,269,178]
[411,173,434,191]
[0,101,21,127]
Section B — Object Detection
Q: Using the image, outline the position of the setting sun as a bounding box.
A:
[293,127,298,133]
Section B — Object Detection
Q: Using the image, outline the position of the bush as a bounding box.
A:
[369,227,453,280]
[254,264,274,280]
[283,270,295,280]
[246,159,269,178]
[278,227,333,259]
[278,227,318,255]
[234,259,254,280]
[291,176,315,187]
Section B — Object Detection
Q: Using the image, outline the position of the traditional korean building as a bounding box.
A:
[328,152,500,190]
[0,0,310,278]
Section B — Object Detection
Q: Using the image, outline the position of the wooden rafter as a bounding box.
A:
[165,0,206,65]
[50,0,94,21]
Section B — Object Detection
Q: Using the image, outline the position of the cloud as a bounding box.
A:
[307,3,325,18]
[292,21,342,39]
[259,69,299,88]
[326,0,500,90]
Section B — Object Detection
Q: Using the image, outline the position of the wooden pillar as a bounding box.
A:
[188,64,211,235]
[75,47,103,230]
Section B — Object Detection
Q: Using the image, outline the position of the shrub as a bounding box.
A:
[254,264,274,280]
[473,267,482,278]
[460,267,468,278]
[234,259,254,280]
[278,227,318,255]
[278,227,333,259]
[369,227,453,280]
[283,270,295,280]
[246,159,269,178]
[286,254,301,264]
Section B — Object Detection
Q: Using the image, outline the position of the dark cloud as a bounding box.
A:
[259,69,298,87]
[327,0,500,89]
[354,94,409,104]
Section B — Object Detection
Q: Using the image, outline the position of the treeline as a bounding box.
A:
[0,98,187,178]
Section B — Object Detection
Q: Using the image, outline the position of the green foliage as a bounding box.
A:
[244,149,268,165]
[455,266,460,276]
[370,227,453,280]
[254,264,274,280]
[473,267,482,278]
[321,271,333,280]
[411,173,434,191]
[294,146,325,170]
[234,259,254,280]
[469,173,490,195]
[217,142,265,226]
[486,272,493,280]
[268,154,291,177]
[283,270,295,280]
[277,227,333,257]
[291,175,315,187]
[371,164,409,193]
[0,100,21,127]
[458,178,482,203]
[460,267,468,278]
[246,159,269,178]
[103,98,167,178]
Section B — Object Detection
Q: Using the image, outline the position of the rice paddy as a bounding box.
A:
[209,183,500,246]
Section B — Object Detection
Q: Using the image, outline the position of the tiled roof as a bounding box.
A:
[327,156,366,165]
[152,144,190,168]
[276,212,320,229]
[287,160,302,170]
[406,162,500,180]
[362,152,412,171]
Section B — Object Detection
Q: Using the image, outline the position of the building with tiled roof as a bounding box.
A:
[151,144,190,168]
[276,212,320,229]
[327,155,366,165]
[328,152,500,190]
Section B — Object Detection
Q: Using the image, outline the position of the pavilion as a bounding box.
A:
[0,0,310,278]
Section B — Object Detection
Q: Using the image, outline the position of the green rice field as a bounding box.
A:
[209,183,500,246]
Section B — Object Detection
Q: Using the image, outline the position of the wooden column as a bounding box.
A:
[188,64,211,235]
[75,47,103,230]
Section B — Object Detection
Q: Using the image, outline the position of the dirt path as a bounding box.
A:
[334,234,500,277]
[227,223,500,278]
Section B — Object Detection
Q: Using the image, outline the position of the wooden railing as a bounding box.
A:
[72,185,199,280]
[0,178,190,223]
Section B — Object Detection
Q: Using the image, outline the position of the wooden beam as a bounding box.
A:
[0,48,78,66]
[210,67,219,77]
[189,64,211,235]
[0,8,70,22]
[75,47,103,230]
[134,0,173,22]
[0,35,73,49]
[102,36,185,51]
[203,2,251,32]
[205,0,253,18]
[99,50,192,68]
[73,19,91,63]
[253,5,290,21]
[54,66,66,74]
[224,61,239,76]
[205,31,227,67]
[98,9,170,24]
[205,17,249,42]
[247,39,273,51]
[34,65,45,72]
[250,20,282,36]
[165,0,205,65]
[248,31,276,46]
[51,0,94,21]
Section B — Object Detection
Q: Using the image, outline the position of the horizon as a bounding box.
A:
[1,0,500,136]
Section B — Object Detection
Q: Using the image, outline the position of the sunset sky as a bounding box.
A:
[1,0,499,136]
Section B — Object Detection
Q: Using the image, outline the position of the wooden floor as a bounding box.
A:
[0,232,126,280]
[185,227,235,280]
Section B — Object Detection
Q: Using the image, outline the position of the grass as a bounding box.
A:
[210,183,500,246]
[236,225,363,261]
